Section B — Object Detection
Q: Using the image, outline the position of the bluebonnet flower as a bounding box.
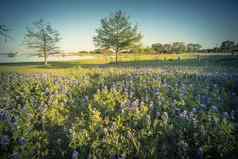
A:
[175,107,181,115]
[231,110,235,120]
[192,108,197,113]
[211,105,218,112]
[0,135,10,146]
[144,95,149,102]
[83,96,89,106]
[132,155,140,159]
[18,137,27,146]
[195,147,203,159]
[179,110,188,119]
[72,150,79,159]
[10,116,17,126]
[0,110,11,122]
[119,106,125,113]
[119,156,125,159]
[200,104,207,110]
[112,154,125,159]
[154,88,160,96]
[231,92,236,96]
[60,85,66,93]
[156,111,161,118]
[222,112,229,119]
[200,96,209,106]
[9,152,20,159]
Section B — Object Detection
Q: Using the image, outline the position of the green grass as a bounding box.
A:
[0,53,238,77]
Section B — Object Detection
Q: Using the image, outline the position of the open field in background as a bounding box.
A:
[0,53,238,76]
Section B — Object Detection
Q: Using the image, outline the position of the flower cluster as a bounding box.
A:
[0,69,238,158]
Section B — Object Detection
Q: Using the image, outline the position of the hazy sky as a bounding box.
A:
[0,0,238,52]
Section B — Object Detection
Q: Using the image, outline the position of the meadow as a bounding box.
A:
[0,53,238,159]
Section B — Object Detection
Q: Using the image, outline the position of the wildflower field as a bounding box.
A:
[0,54,238,159]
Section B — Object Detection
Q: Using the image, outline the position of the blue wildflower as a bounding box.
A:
[195,147,203,159]
[18,137,27,146]
[72,150,79,159]
[9,152,20,159]
[0,135,10,146]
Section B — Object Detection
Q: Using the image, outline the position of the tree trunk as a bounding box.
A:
[44,53,47,65]
[115,51,118,64]
[43,46,47,66]
[43,46,47,65]
[42,30,47,65]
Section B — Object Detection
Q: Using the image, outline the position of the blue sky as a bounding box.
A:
[0,0,238,52]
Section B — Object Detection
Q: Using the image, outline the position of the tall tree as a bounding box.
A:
[93,10,142,64]
[24,19,61,65]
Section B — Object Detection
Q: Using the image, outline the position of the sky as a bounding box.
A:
[0,0,238,52]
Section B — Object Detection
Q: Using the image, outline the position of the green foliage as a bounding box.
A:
[24,19,61,65]
[152,42,202,53]
[93,10,142,63]
[220,40,235,52]
[0,68,238,158]
[0,25,10,41]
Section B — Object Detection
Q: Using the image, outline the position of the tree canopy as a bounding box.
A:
[220,40,235,52]
[24,19,61,65]
[93,10,142,63]
[0,25,10,41]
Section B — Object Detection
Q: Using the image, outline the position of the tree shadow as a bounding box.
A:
[0,55,238,69]
[0,61,79,68]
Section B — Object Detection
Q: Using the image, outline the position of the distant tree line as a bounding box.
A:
[2,10,238,65]
[151,42,202,53]
[207,40,238,54]
[83,40,238,55]
[88,42,202,54]
[92,42,203,54]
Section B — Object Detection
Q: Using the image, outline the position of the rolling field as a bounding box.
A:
[0,53,238,158]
